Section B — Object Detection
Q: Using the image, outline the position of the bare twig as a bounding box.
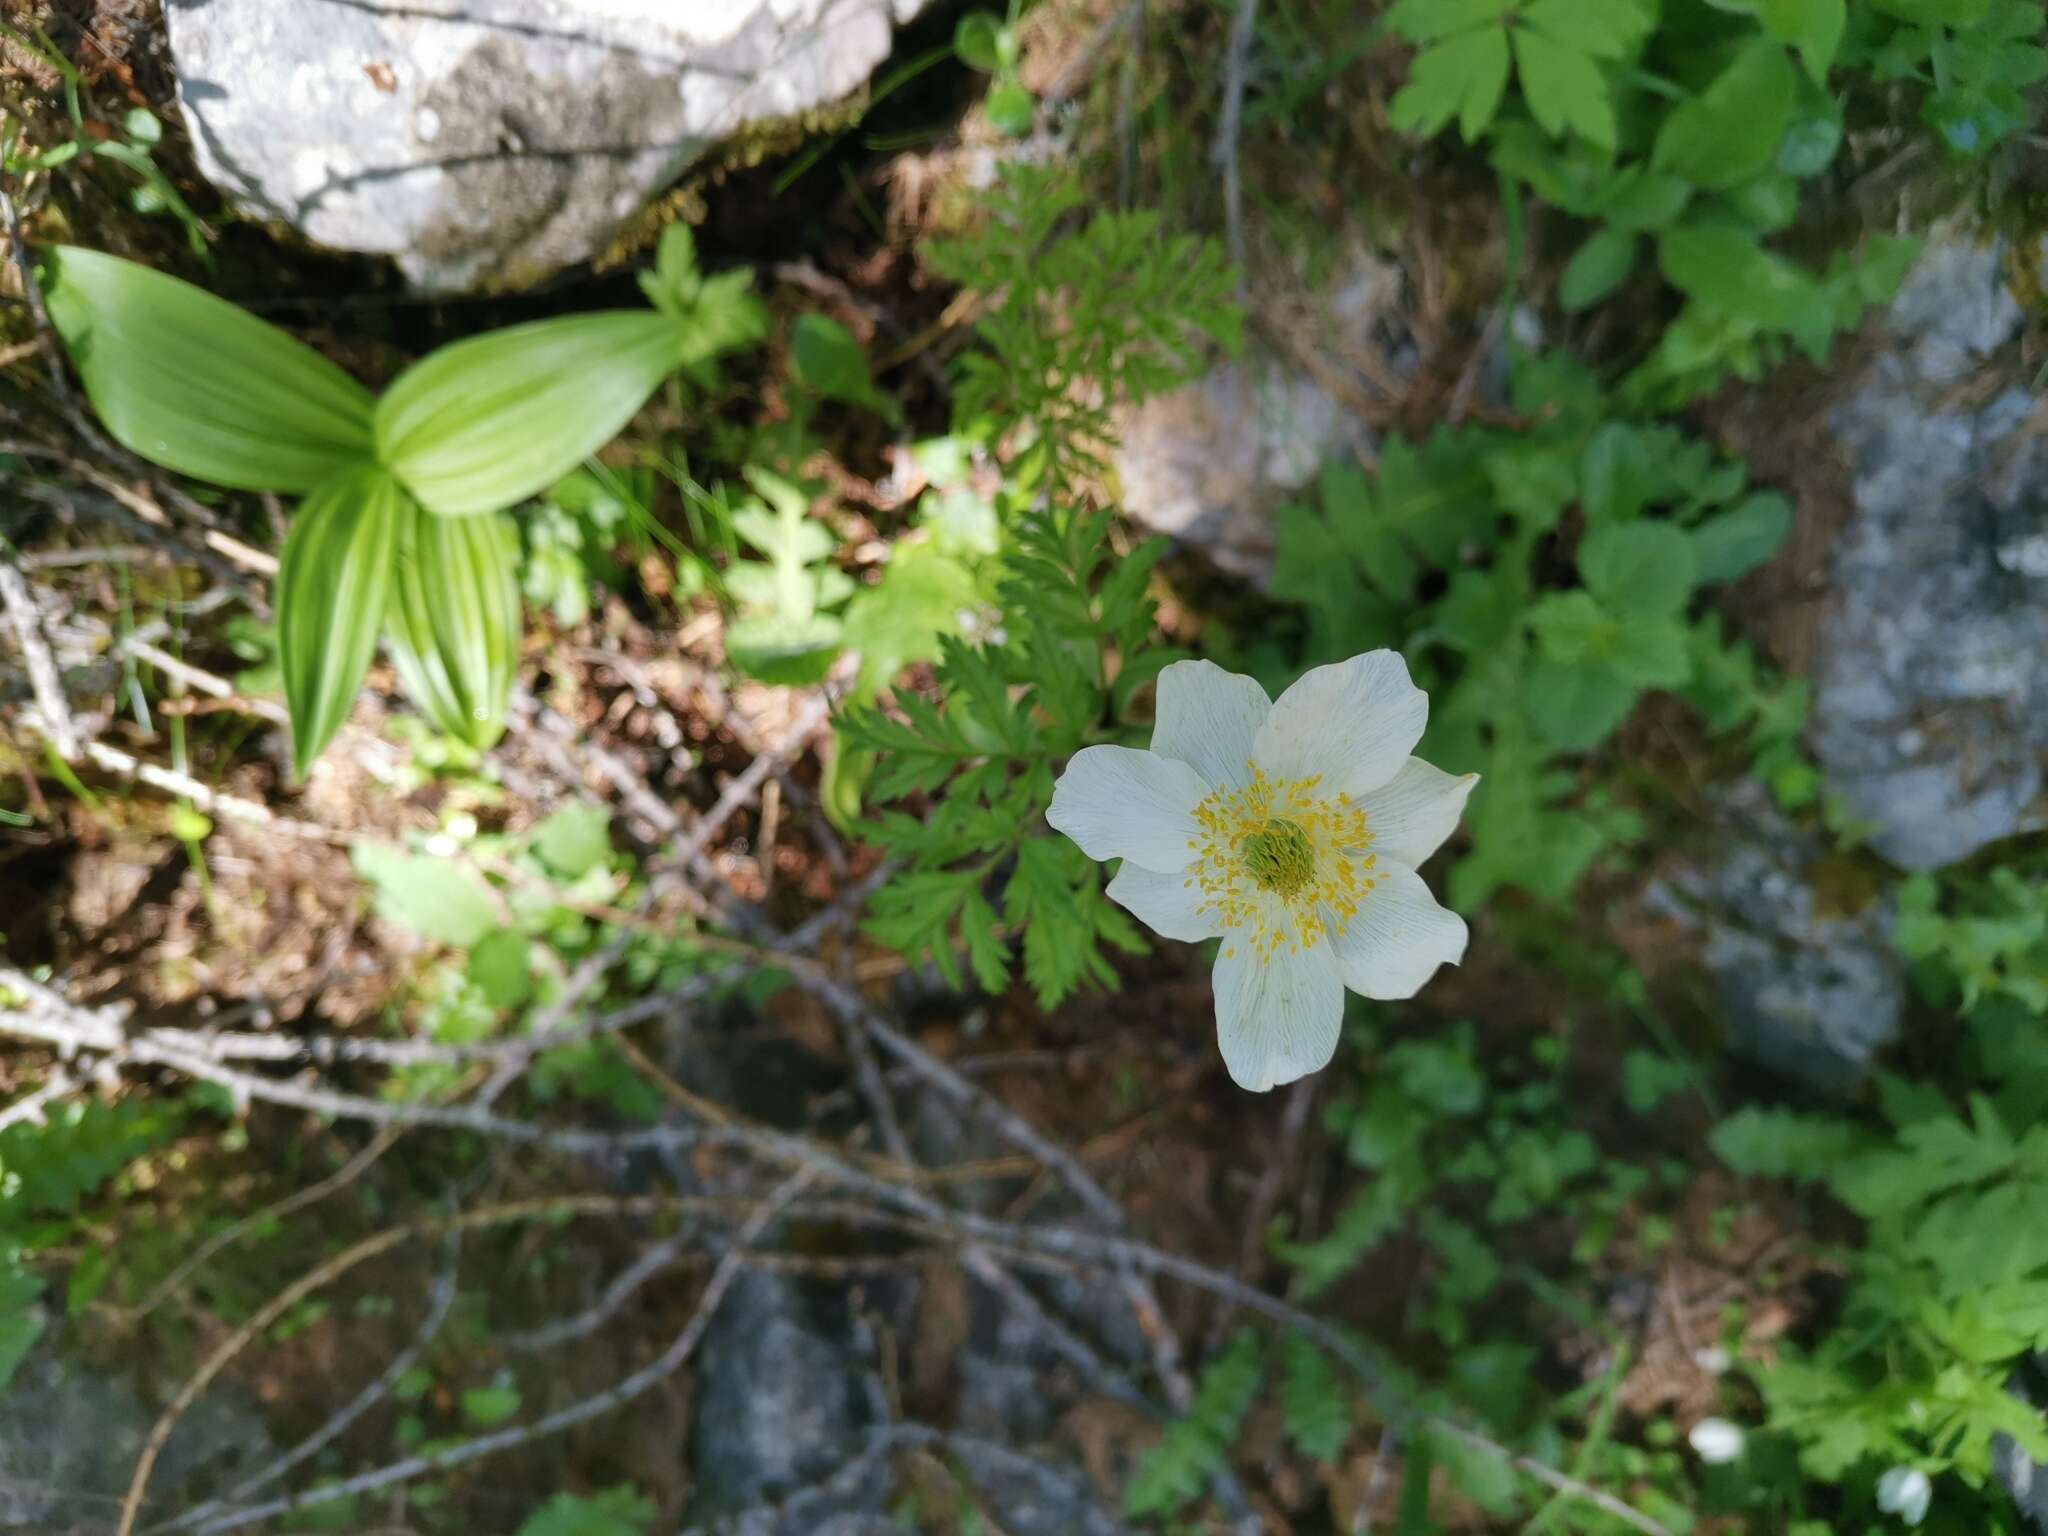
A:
[496,1228,692,1353]
[1043,0,1145,111]
[75,740,338,840]
[173,1171,817,1536]
[1208,1075,1315,1352]
[122,1127,403,1324]
[0,176,73,412]
[4,970,1673,1536]
[1352,1424,1401,1535]
[0,1064,80,1132]
[663,689,832,874]
[1214,0,1262,271]
[1,557,78,758]
[119,638,290,724]
[154,1231,464,1535]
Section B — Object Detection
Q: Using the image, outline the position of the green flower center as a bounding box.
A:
[1241,818,1315,896]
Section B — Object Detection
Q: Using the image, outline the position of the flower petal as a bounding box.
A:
[1108,863,1225,943]
[1046,746,1209,872]
[1150,659,1270,791]
[1357,758,1479,869]
[1326,861,1468,1001]
[1253,649,1427,798]
[1213,937,1344,1092]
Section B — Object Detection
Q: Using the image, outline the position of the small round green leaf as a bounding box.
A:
[986,81,1037,137]
[954,12,1003,71]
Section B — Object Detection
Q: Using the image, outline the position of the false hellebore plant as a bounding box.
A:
[42,228,761,772]
[1047,652,1475,1092]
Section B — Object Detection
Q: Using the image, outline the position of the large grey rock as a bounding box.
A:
[1652,791,1903,1093]
[164,0,934,291]
[1812,235,2048,870]
[1113,252,1399,580]
[0,1346,270,1532]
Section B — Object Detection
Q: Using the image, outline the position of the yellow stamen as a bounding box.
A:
[1182,764,1376,965]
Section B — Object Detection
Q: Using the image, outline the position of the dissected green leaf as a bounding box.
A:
[1520,0,1651,57]
[44,245,376,492]
[1513,25,1617,147]
[637,225,769,371]
[377,312,682,517]
[1384,0,1511,42]
[724,467,848,685]
[385,501,522,750]
[1278,1336,1353,1464]
[1711,1105,1868,1177]
[1125,1332,1265,1519]
[278,467,405,774]
[1390,26,1513,141]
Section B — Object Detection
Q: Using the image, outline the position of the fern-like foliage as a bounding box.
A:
[1278,1333,1353,1464]
[842,510,1179,1007]
[927,162,1241,497]
[1124,1330,1265,1520]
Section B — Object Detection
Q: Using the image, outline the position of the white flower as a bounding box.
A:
[1045,652,1475,1092]
[1687,1417,1745,1465]
[1877,1466,1932,1526]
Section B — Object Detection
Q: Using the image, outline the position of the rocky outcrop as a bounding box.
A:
[1811,235,2048,870]
[164,0,934,291]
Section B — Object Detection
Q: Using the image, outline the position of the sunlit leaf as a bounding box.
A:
[385,501,522,750]
[376,312,682,517]
[43,245,376,492]
[1652,39,1797,188]
[277,467,405,774]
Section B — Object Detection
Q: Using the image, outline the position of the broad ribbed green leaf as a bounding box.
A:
[385,501,521,749]
[376,312,682,518]
[278,468,405,775]
[43,246,376,492]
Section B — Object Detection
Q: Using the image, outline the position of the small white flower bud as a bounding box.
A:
[1877,1466,1932,1526]
[1687,1417,1745,1464]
